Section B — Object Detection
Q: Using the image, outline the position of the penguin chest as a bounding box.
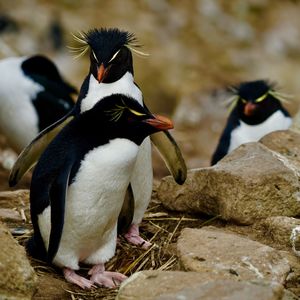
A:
[39,138,139,259]
[228,111,292,152]
[67,138,139,235]
[80,72,143,112]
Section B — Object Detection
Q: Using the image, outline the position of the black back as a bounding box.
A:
[21,55,77,131]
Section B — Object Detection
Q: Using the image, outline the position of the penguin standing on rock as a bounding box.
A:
[9,28,186,248]
[0,55,76,152]
[28,94,173,288]
[211,80,292,165]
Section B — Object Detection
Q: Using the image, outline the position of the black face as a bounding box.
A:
[234,80,283,125]
[81,95,173,145]
[90,46,133,83]
[84,28,135,84]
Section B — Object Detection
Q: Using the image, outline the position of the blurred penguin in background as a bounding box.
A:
[211,80,292,165]
[0,54,76,153]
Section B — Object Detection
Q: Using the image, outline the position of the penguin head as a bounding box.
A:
[71,28,137,84]
[91,95,173,145]
[233,80,285,124]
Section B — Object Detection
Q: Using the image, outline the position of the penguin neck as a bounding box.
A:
[80,72,143,113]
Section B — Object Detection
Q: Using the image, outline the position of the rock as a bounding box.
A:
[0,208,22,221]
[282,251,300,297]
[0,189,29,203]
[117,270,291,300]
[158,142,300,224]
[260,130,300,169]
[32,274,71,300]
[177,227,290,284]
[0,221,37,299]
[291,110,300,133]
[283,290,300,300]
[0,190,30,225]
[290,226,300,257]
[255,216,300,248]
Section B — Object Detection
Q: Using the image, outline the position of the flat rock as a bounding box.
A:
[158,142,300,224]
[0,221,37,299]
[0,208,22,221]
[117,270,293,300]
[177,227,290,284]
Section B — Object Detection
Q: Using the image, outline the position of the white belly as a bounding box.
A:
[79,72,152,225]
[0,57,42,151]
[228,111,292,152]
[38,138,139,269]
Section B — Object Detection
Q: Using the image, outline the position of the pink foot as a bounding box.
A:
[88,263,127,288]
[63,268,95,289]
[124,224,152,249]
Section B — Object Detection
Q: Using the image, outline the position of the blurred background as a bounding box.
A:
[1,0,300,181]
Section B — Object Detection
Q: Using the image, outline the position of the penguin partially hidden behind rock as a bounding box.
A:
[0,55,76,152]
[211,80,292,165]
[9,28,186,248]
[28,94,173,288]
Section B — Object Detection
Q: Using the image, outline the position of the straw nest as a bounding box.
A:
[2,189,220,300]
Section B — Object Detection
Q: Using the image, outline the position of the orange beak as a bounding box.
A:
[97,63,106,83]
[244,102,256,116]
[144,114,174,130]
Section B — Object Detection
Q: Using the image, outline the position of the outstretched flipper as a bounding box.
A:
[9,114,74,186]
[151,131,187,184]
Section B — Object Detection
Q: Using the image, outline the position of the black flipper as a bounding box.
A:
[117,184,134,234]
[9,113,74,187]
[151,131,187,185]
[210,129,231,165]
[211,112,240,165]
[47,161,73,263]
[143,101,187,185]
[27,177,51,261]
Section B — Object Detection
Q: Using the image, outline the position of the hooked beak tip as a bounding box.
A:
[144,114,174,131]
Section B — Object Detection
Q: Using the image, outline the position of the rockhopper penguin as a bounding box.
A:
[0,55,76,152]
[211,80,292,165]
[9,28,186,248]
[28,94,173,288]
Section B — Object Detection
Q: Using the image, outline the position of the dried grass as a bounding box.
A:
[6,194,220,300]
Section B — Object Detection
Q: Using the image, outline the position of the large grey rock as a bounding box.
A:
[0,222,37,300]
[158,142,300,224]
[177,227,290,284]
[117,270,294,300]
